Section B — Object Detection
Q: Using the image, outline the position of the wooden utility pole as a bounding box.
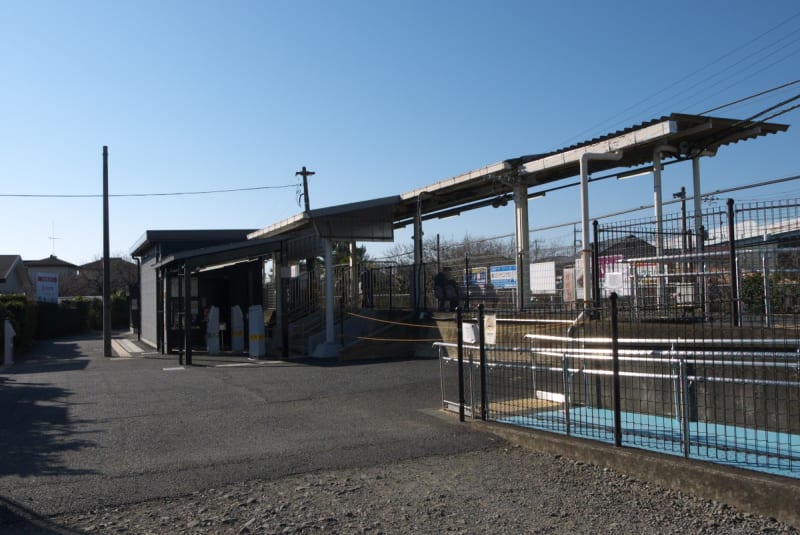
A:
[295,166,315,212]
[103,146,111,357]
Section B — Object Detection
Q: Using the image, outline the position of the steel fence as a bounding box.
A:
[595,198,800,325]
[437,298,800,478]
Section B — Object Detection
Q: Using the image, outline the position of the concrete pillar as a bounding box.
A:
[413,195,424,311]
[514,183,530,309]
[692,156,703,239]
[579,151,622,308]
[272,252,284,349]
[312,238,339,358]
[653,146,677,306]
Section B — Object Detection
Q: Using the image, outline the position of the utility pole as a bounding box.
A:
[295,166,315,212]
[103,146,111,357]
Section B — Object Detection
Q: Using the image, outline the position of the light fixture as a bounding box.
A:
[528,191,546,200]
[616,167,653,180]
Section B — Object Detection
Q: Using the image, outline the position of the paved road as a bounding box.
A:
[0,335,492,519]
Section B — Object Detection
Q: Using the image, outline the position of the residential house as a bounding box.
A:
[0,255,33,297]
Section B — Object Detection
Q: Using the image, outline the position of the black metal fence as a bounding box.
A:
[433,198,800,477]
[594,198,800,326]
[436,297,800,477]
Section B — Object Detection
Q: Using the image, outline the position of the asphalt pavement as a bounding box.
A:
[0,334,493,519]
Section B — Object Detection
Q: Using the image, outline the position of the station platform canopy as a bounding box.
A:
[151,112,788,270]
[394,113,788,225]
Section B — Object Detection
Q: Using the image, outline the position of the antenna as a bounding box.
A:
[48,221,61,256]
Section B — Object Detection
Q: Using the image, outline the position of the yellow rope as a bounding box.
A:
[356,336,444,342]
[346,311,445,329]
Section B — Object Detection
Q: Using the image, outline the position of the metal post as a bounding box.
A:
[456,306,465,422]
[339,291,345,344]
[184,264,192,366]
[610,293,621,447]
[679,350,690,458]
[516,252,525,311]
[102,146,112,357]
[563,351,571,436]
[464,256,470,310]
[763,252,772,327]
[478,303,487,421]
[388,265,393,310]
[631,264,640,322]
[436,234,440,274]
[592,220,600,308]
[699,224,709,319]
[727,199,739,327]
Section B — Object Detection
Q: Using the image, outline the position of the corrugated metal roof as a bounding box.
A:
[150,112,789,267]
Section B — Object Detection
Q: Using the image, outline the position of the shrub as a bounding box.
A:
[0,294,37,351]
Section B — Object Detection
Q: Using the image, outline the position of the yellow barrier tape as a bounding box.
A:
[249,335,265,340]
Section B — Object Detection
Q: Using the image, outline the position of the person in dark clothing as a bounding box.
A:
[434,267,460,312]
[434,268,448,311]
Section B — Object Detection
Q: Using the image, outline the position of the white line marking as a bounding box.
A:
[163,366,186,371]
[111,339,131,358]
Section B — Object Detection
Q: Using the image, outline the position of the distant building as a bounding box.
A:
[0,255,33,297]
[23,255,79,302]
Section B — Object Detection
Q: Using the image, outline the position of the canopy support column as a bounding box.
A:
[653,145,677,306]
[514,183,530,310]
[413,194,425,313]
[312,238,339,358]
[579,151,622,308]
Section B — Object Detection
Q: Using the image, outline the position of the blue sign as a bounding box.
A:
[489,265,517,289]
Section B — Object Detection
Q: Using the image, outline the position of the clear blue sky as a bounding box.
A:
[2,0,798,264]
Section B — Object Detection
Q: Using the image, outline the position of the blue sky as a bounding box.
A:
[1,0,799,264]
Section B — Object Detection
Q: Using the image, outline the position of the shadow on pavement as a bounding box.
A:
[0,376,97,479]
[4,337,93,375]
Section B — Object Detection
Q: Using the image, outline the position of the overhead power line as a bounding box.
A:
[550,9,800,150]
[699,79,800,115]
[0,183,296,198]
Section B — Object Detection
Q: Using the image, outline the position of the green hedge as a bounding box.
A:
[1,292,131,354]
[0,294,37,351]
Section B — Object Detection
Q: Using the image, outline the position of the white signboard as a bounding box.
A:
[489,265,517,289]
[484,314,497,345]
[35,272,59,303]
[530,261,556,295]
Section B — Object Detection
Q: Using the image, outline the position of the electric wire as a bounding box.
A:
[0,183,296,198]
[660,28,800,116]
[550,10,800,150]
[700,79,800,115]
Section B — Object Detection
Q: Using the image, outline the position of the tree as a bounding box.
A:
[60,255,137,297]
[331,241,368,266]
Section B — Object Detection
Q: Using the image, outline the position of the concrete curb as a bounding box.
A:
[475,420,800,528]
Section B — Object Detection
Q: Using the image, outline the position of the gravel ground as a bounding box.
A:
[29,441,796,534]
